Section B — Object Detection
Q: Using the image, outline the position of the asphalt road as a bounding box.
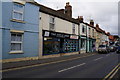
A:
[2,52,120,79]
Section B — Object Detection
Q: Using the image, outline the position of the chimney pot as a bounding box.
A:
[65,2,72,18]
[78,16,84,22]
[96,24,99,28]
[90,19,94,26]
[66,2,70,6]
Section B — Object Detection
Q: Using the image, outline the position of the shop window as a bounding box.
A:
[63,39,78,52]
[43,37,60,55]
[13,3,24,20]
[10,33,23,52]
[49,16,55,31]
[81,39,86,50]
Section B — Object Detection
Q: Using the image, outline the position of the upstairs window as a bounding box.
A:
[49,16,55,31]
[82,25,86,34]
[92,29,94,37]
[13,3,24,20]
[72,23,75,34]
[89,28,91,35]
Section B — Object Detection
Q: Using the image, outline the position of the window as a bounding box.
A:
[81,39,86,50]
[11,33,23,52]
[63,39,78,52]
[82,25,86,34]
[13,3,24,20]
[72,23,75,34]
[49,16,55,31]
[92,29,94,37]
[43,37,60,55]
[89,28,91,36]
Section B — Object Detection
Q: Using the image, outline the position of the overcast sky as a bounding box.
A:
[35,0,119,35]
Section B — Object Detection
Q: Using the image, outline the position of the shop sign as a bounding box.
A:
[70,35,79,39]
[44,31,50,37]
[43,30,70,38]
[50,32,70,38]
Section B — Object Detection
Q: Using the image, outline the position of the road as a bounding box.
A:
[2,52,120,79]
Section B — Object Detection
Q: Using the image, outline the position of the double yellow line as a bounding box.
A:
[102,63,120,80]
[0,54,95,72]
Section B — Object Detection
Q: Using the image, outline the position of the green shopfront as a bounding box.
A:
[43,30,79,55]
[88,38,96,53]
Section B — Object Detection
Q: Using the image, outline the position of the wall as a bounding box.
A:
[96,32,102,51]
[55,17,78,35]
[40,12,78,35]
[0,0,2,60]
[2,2,39,59]
[0,29,2,59]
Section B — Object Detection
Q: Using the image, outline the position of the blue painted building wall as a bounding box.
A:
[2,1,40,59]
[0,1,2,60]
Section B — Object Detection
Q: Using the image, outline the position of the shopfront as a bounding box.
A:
[43,30,79,55]
[80,36,87,53]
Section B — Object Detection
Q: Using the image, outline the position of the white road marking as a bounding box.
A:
[58,63,86,73]
[94,57,103,61]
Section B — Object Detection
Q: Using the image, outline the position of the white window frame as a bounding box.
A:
[12,2,24,21]
[82,25,86,34]
[92,29,94,37]
[89,28,91,36]
[72,23,75,34]
[10,32,23,53]
[49,16,55,31]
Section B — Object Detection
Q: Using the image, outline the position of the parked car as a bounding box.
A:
[116,46,120,54]
[98,45,109,53]
[109,46,116,52]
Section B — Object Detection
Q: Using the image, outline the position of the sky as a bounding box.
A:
[35,0,119,35]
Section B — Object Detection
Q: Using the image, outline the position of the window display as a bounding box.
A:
[63,39,78,52]
[81,39,86,50]
[43,37,60,55]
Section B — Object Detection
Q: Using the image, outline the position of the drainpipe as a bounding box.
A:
[86,25,87,53]
[78,23,80,54]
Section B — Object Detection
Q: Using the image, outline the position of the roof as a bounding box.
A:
[28,2,79,24]
[40,5,79,24]
[83,22,96,29]
[29,1,109,35]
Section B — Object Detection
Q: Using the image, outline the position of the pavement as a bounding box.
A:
[1,52,120,79]
[2,52,96,70]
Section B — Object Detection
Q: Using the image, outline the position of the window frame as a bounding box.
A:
[89,28,91,36]
[92,29,94,37]
[49,16,55,31]
[12,2,24,21]
[81,39,86,50]
[82,25,86,34]
[10,32,23,53]
[72,23,75,34]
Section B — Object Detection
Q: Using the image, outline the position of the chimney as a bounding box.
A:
[90,20,94,26]
[107,32,110,35]
[65,2,72,18]
[96,24,99,29]
[78,16,84,22]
